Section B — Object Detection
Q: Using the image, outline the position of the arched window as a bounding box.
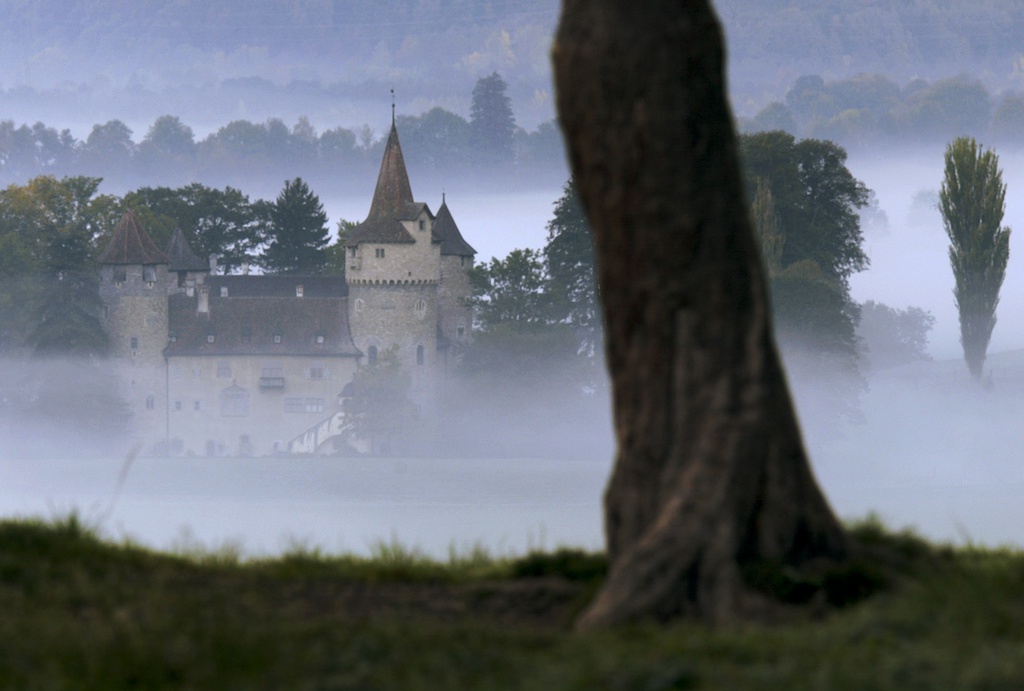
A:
[416,344,424,365]
[368,345,378,365]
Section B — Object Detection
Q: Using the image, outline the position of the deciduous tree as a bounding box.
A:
[940,136,1011,381]
[554,0,848,627]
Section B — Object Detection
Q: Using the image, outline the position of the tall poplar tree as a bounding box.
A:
[262,178,329,275]
[940,137,1011,381]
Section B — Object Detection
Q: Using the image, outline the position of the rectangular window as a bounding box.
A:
[191,368,202,380]
[145,395,155,410]
[260,365,285,390]
[305,398,325,413]
[418,220,425,230]
[375,248,385,258]
[284,397,304,413]
[194,400,203,412]
[130,336,139,350]
[216,362,231,378]
[143,266,157,283]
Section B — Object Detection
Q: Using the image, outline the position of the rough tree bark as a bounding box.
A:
[553,0,849,628]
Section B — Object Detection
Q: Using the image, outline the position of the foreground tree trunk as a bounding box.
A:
[553,0,849,628]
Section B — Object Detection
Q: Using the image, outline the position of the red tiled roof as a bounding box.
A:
[347,123,419,246]
[98,210,170,265]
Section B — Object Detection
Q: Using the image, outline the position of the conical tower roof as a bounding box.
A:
[346,121,421,246]
[165,226,209,272]
[98,210,170,265]
[367,121,414,221]
[434,195,476,257]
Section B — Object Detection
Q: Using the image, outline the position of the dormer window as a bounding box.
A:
[315,334,325,344]
[220,286,228,297]
[207,334,216,343]
[273,334,282,344]
[296,285,304,297]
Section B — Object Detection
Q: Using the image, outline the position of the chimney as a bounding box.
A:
[198,284,209,314]
[296,284,304,298]
[208,254,219,274]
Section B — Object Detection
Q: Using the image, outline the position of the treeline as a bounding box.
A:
[719,0,1024,100]
[0,73,566,194]
[740,74,1024,150]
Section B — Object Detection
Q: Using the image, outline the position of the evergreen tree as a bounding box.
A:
[469,72,516,165]
[262,178,329,275]
[543,177,601,354]
[940,136,1011,381]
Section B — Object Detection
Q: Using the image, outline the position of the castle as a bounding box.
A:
[97,120,476,456]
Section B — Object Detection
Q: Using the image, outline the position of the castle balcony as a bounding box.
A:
[258,376,286,390]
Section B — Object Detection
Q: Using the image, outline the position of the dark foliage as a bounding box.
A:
[470,72,516,165]
[262,177,329,275]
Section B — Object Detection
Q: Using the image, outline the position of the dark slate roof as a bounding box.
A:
[165,227,208,272]
[347,122,421,247]
[98,210,170,265]
[205,275,348,299]
[166,290,359,357]
[434,197,476,256]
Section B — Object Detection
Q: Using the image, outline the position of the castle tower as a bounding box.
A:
[345,120,441,404]
[98,210,171,448]
[433,194,476,371]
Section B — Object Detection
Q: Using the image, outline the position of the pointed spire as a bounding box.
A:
[434,196,477,257]
[365,120,415,222]
[165,227,208,272]
[98,210,170,265]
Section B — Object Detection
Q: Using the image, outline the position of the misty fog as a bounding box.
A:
[4,1,1024,561]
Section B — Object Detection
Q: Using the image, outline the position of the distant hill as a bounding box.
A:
[716,0,1024,114]
[0,1,1020,139]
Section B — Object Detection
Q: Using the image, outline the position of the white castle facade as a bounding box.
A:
[98,121,476,456]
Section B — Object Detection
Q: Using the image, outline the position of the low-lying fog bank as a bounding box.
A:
[803,351,1024,548]
[0,455,610,558]
[5,352,1024,557]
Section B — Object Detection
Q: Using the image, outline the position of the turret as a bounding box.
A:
[165,226,209,293]
[434,194,476,352]
[344,119,440,403]
[98,210,170,448]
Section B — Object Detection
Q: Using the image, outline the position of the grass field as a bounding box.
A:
[2,514,1024,689]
